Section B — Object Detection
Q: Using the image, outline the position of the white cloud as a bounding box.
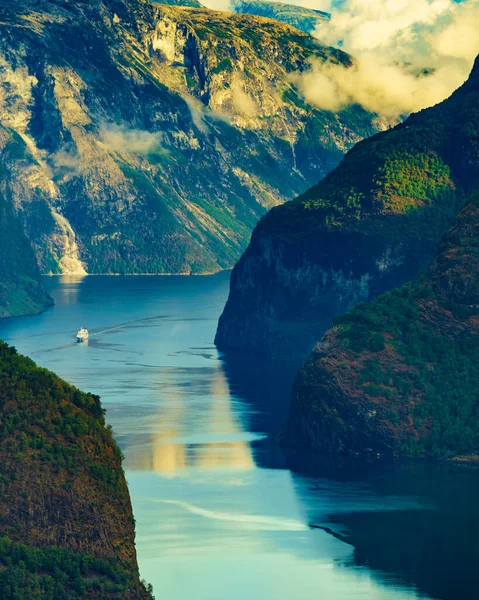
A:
[99,124,165,156]
[295,0,479,118]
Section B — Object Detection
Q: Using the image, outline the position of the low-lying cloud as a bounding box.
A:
[100,124,165,156]
[295,0,479,119]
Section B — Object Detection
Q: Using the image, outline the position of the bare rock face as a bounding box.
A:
[216,56,479,359]
[0,0,379,282]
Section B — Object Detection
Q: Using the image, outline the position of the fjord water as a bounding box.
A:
[0,274,477,600]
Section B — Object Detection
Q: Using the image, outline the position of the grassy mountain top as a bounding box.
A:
[0,341,152,598]
[155,4,344,66]
[232,0,329,34]
[156,0,203,6]
[284,196,479,457]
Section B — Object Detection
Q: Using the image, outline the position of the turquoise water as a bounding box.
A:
[0,274,476,600]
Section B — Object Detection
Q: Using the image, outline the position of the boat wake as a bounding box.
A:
[154,499,308,531]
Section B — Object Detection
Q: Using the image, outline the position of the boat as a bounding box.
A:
[76,328,89,343]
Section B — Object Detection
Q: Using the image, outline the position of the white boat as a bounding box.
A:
[76,328,89,343]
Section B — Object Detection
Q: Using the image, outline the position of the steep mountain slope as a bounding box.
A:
[160,0,203,6]
[0,0,379,276]
[282,196,479,457]
[0,168,52,318]
[0,340,152,598]
[216,56,479,357]
[232,0,329,34]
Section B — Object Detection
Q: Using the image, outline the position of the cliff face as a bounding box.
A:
[216,56,479,358]
[0,0,379,276]
[0,340,152,598]
[282,198,479,457]
[0,168,52,317]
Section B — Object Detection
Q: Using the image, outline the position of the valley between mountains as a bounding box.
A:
[0,0,382,319]
[1,0,479,598]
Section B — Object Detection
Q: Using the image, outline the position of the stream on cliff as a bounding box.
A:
[0,273,477,600]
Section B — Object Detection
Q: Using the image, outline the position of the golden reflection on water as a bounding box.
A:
[125,363,255,476]
[49,275,87,305]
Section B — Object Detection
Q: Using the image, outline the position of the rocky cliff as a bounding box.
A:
[0,0,379,278]
[281,197,479,457]
[0,340,152,598]
[216,56,479,358]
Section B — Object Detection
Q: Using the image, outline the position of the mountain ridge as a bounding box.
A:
[0,0,380,284]
[231,0,329,34]
[215,54,479,358]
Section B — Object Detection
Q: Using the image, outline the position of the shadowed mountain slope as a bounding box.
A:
[282,194,479,457]
[216,56,479,358]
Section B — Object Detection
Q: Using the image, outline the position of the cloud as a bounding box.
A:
[99,124,165,156]
[52,145,81,170]
[294,0,479,119]
[231,74,258,117]
[183,94,211,134]
[200,0,233,11]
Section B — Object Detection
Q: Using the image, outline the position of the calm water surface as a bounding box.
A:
[0,274,477,600]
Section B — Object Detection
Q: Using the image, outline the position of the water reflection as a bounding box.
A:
[125,362,256,476]
[46,274,87,305]
[285,451,479,600]
[1,274,476,600]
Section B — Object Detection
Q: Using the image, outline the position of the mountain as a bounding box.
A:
[232,0,329,34]
[216,56,479,358]
[281,195,479,458]
[0,0,379,279]
[159,0,204,6]
[0,340,153,598]
[0,170,52,318]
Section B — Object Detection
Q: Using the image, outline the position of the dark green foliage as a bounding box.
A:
[0,537,132,599]
[0,340,153,598]
[261,58,479,240]
[335,281,479,457]
[334,282,427,349]
[211,58,234,74]
[0,185,52,318]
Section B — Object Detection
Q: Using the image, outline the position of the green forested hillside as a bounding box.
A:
[0,171,52,318]
[283,197,479,457]
[0,341,152,598]
[216,56,479,357]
